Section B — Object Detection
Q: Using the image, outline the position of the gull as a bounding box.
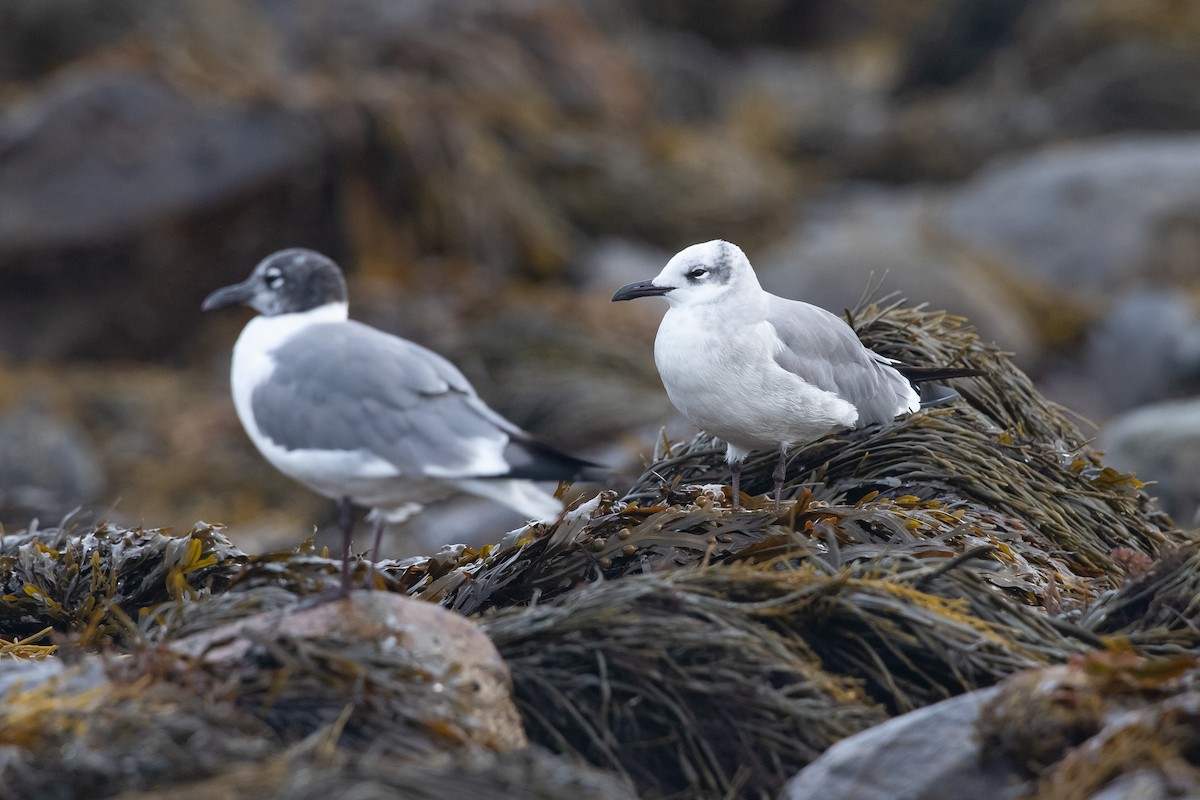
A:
[203,248,597,588]
[612,240,981,511]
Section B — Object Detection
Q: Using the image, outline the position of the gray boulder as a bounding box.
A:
[0,399,105,527]
[779,688,1020,800]
[1098,397,1200,524]
[1085,290,1200,415]
[0,68,337,360]
[935,134,1200,298]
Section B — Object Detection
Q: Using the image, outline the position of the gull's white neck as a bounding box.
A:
[238,301,348,350]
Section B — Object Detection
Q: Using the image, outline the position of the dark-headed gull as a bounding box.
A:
[204,248,597,588]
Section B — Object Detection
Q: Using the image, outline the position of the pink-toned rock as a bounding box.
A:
[173,590,526,751]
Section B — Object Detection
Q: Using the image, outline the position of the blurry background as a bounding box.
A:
[2,0,1200,552]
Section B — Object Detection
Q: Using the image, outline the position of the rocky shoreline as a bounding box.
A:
[2,303,1195,799]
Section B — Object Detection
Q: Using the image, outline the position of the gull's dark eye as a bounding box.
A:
[687,267,707,279]
[263,267,284,289]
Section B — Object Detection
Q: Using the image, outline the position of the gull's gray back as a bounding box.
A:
[766,296,917,425]
[251,320,516,477]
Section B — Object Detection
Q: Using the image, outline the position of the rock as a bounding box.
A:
[172,590,527,752]
[1098,397,1200,524]
[0,398,105,527]
[779,688,1017,800]
[0,0,144,81]
[1088,770,1180,800]
[1043,43,1200,136]
[731,50,892,161]
[111,746,641,800]
[0,70,325,251]
[0,656,108,699]
[935,134,1200,298]
[893,0,1035,92]
[1084,290,1200,415]
[976,654,1200,799]
[0,68,338,360]
[758,187,1039,364]
[569,237,670,291]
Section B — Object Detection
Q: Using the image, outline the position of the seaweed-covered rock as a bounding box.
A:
[482,561,1082,800]
[111,745,639,800]
[369,300,1181,798]
[782,640,1200,800]
[405,301,1173,618]
[169,591,526,752]
[0,590,526,798]
[977,650,1200,799]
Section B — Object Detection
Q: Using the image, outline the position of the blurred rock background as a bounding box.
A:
[2,0,1199,550]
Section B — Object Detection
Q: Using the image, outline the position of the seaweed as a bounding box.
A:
[0,522,244,643]
[482,554,1090,799]
[483,566,887,799]
[1080,545,1200,653]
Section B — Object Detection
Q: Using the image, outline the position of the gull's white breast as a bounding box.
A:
[653,304,859,454]
[228,303,403,499]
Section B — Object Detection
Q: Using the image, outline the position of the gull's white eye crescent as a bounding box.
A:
[264,267,284,289]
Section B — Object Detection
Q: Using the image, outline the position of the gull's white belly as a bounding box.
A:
[654,312,858,453]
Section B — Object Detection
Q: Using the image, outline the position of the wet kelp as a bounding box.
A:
[0,302,1189,800]
[484,568,887,799]
[0,522,244,643]
[484,560,1090,800]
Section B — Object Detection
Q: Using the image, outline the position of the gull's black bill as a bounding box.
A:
[202,280,255,312]
[611,280,672,302]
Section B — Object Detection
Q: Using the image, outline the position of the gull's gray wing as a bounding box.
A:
[251,320,579,479]
[766,295,916,425]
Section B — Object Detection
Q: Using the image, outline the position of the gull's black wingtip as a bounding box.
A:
[502,436,608,482]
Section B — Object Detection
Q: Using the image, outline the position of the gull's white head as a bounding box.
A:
[611,240,759,307]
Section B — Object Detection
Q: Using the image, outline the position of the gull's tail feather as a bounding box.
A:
[453,478,564,522]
